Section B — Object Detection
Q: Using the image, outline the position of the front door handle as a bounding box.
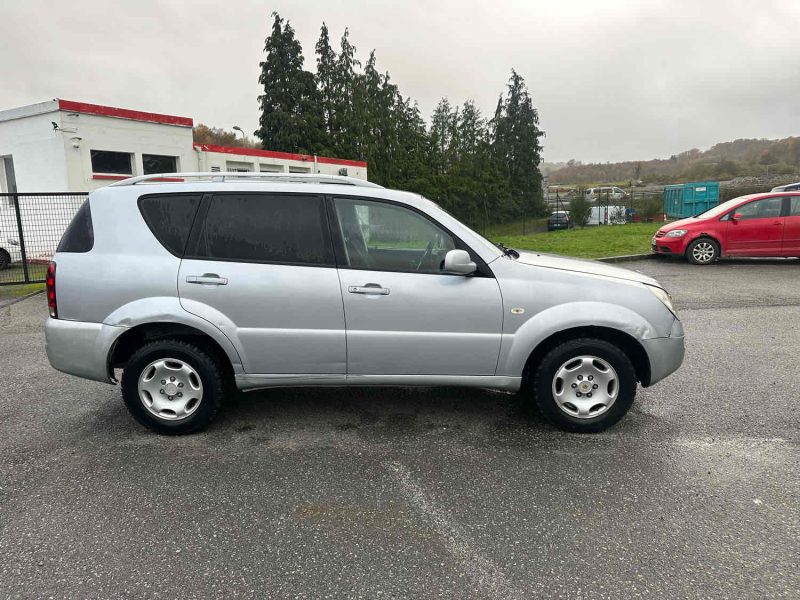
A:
[186,274,228,285]
[348,283,390,295]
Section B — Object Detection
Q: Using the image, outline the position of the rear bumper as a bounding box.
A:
[45,318,125,383]
[641,320,685,386]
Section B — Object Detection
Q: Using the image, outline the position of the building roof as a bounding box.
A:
[193,143,368,168]
[57,99,193,127]
[0,98,192,127]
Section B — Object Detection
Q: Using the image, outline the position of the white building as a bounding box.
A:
[0,99,368,193]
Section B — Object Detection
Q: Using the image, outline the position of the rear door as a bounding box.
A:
[725,196,785,256]
[783,196,800,256]
[330,196,503,376]
[178,192,346,374]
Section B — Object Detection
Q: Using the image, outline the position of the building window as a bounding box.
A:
[143,154,178,175]
[260,164,284,173]
[225,161,253,172]
[91,150,133,175]
[289,166,310,173]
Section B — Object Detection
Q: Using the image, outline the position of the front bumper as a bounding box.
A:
[45,318,125,383]
[651,234,689,255]
[641,319,685,386]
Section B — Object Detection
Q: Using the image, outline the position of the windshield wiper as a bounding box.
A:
[496,242,519,259]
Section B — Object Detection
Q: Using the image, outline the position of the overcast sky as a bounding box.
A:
[1,0,798,163]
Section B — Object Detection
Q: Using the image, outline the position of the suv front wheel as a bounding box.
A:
[530,338,637,433]
[121,339,224,434]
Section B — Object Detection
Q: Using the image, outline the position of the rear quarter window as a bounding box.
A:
[57,200,94,253]
[138,194,202,256]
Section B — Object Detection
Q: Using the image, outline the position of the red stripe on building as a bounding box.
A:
[193,143,367,168]
[59,100,193,127]
[92,174,184,182]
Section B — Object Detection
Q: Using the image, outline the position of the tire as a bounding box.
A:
[530,338,637,433]
[685,237,719,265]
[0,249,10,271]
[121,339,224,435]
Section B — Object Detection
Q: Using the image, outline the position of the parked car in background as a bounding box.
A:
[45,172,683,435]
[771,181,800,192]
[586,186,627,201]
[652,192,800,264]
[547,210,572,231]
[0,211,22,270]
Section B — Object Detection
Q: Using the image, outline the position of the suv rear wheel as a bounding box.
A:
[121,339,224,434]
[530,338,637,433]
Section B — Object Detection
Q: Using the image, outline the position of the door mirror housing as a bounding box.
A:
[732,212,743,221]
[443,249,477,275]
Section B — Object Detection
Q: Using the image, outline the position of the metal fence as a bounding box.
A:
[0,193,88,286]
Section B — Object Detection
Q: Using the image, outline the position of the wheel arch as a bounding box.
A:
[108,322,236,384]
[687,232,723,255]
[521,326,652,388]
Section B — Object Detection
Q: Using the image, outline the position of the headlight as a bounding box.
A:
[665,229,688,238]
[7,238,19,246]
[646,284,678,317]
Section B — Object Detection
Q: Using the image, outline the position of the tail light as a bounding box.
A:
[46,261,57,318]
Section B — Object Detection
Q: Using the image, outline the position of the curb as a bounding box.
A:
[595,253,657,264]
[0,289,44,310]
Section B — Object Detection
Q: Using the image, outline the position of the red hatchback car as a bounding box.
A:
[652,192,800,264]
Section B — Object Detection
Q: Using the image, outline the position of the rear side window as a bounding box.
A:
[139,194,202,256]
[57,200,94,253]
[192,193,333,266]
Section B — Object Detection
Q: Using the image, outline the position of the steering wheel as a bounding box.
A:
[415,236,439,271]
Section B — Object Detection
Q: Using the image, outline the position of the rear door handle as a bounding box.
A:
[186,274,228,285]
[348,284,389,295]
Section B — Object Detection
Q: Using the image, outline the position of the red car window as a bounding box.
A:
[736,197,783,220]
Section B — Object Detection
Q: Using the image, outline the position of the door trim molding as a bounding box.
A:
[236,374,521,392]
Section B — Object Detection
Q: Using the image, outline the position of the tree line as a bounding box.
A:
[254,12,546,225]
[548,137,800,186]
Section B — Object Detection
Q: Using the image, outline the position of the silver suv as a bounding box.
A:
[45,173,684,434]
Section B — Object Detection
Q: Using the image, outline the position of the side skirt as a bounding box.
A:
[236,374,522,393]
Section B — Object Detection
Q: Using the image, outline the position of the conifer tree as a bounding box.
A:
[255,13,324,154]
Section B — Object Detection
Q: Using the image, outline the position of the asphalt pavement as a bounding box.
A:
[0,257,798,599]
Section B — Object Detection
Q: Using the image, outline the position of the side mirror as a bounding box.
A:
[732,213,743,221]
[443,249,476,275]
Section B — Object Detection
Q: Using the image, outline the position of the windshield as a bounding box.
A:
[693,195,755,219]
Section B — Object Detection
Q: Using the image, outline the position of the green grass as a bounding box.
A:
[493,222,663,259]
[482,218,548,237]
[0,281,44,300]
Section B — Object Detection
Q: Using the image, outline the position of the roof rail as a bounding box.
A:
[106,172,382,189]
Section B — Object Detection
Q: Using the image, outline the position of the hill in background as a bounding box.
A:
[547,137,800,185]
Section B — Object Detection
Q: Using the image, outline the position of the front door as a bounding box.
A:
[725,196,785,255]
[331,196,503,376]
[178,192,346,374]
[783,196,800,256]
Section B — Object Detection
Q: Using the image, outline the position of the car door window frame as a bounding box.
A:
[325,195,494,278]
[727,196,786,221]
[184,191,337,268]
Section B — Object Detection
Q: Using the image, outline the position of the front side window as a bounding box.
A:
[90,150,132,175]
[333,197,456,273]
[790,197,800,216]
[142,154,178,175]
[193,193,333,265]
[735,197,784,220]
